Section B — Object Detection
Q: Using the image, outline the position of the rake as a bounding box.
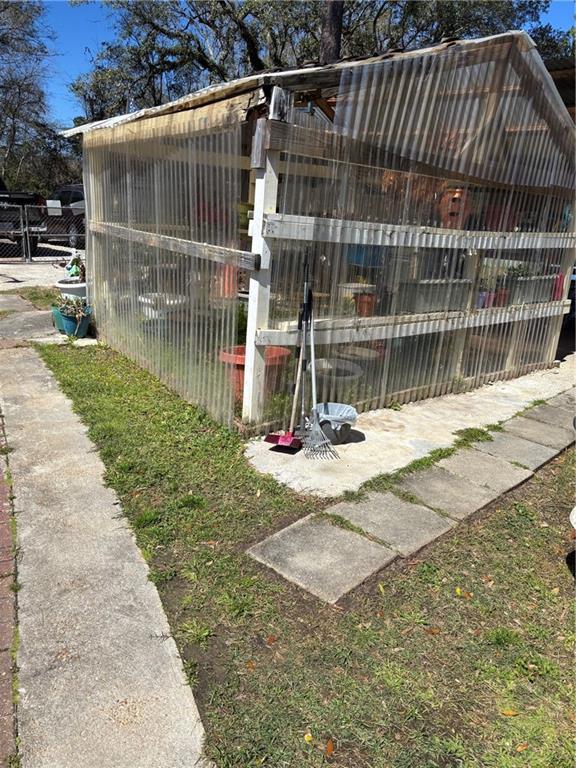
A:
[303,293,339,460]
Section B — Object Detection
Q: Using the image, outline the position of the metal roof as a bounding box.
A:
[62,31,567,138]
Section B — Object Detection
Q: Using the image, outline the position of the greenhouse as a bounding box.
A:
[65,30,575,432]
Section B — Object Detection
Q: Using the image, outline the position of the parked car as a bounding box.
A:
[0,175,46,257]
[43,184,86,248]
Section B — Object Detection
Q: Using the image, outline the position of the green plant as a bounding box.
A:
[506,263,532,279]
[56,296,90,323]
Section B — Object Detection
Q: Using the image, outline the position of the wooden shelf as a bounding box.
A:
[255,300,570,347]
[263,213,575,251]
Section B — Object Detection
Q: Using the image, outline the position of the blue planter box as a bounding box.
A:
[51,307,92,338]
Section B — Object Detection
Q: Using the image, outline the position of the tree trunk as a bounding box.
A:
[319,0,344,65]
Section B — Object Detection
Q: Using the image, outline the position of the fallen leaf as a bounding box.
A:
[516,743,529,752]
[256,489,261,498]
[501,709,520,717]
[424,626,441,635]
[265,634,278,646]
[246,659,256,671]
[550,587,560,595]
[463,590,473,600]
[378,582,385,595]
[325,738,335,756]
[455,587,462,597]
[304,732,313,744]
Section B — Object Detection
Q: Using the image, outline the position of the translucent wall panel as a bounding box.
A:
[83,96,253,426]
[261,33,574,429]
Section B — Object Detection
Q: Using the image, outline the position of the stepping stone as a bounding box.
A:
[473,431,558,470]
[248,515,395,603]
[329,492,454,556]
[523,403,574,430]
[547,390,574,410]
[437,448,532,493]
[0,294,32,312]
[399,466,498,520]
[504,415,574,450]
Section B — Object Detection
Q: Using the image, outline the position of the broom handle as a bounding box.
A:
[288,343,303,433]
[309,291,318,413]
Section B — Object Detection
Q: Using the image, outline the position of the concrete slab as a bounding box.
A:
[0,294,33,312]
[0,348,208,768]
[0,310,58,341]
[473,431,558,470]
[547,389,575,410]
[0,263,65,291]
[522,402,574,430]
[329,492,454,556]
[398,466,499,520]
[437,449,532,493]
[248,515,396,603]
[504,415,574,450]
[246,355,575,497]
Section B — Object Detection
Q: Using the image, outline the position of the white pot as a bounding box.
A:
[55,279,87,300]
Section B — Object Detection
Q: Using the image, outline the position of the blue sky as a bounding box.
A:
[45,0,575,128]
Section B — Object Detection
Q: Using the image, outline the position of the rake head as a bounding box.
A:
[303,420,339,460]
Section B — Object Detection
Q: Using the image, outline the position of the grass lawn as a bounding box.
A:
[5,286,60,310]
[39,344,575,768]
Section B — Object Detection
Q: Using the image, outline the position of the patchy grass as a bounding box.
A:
[0,310,14,321]
[5,286,60,310]
[39,344,575,768]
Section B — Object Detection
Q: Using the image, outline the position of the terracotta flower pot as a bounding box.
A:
[493,288,509,307]
[219,345,291,401]
[354,292,377,317]
[552,273,565,300]
[438,188,473,229]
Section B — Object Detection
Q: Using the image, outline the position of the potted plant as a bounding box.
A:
[219,303,290,402]
[493,271,510,307]
[55,254,87,300]
[352,277,377,317]
[476,274,496,308]
[52,296,92,338]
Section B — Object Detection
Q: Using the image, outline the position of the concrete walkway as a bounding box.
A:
[247,355,575,496]
[0,348,209,768]
[249,385,574,603]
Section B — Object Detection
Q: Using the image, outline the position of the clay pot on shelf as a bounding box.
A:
[438,188,473,229]
[353,291,377,317]
[493,287,509,307]
[219,345,291,402]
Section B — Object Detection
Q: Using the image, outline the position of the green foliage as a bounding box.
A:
[6,286,60,310]
[71,0,571,121]
[38,345,576,768]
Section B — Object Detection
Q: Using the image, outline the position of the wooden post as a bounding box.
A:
[242,146,280,423]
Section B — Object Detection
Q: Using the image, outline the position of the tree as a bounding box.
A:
[320,0,345,64]
[0,1,79,192]
[72,0,571,121]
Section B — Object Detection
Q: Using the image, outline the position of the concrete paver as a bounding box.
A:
[247,357,575,497]
[548,390,575,410]
[0,348,208,768]
[398,466,499,520]
[504,415,574,450]
[473,431,558,470]
[329,492,454,556]
[437,448,533,493]
[0,294,33,312]
[249,515,396,604]
[0,310,59,341]
[0,263,64,291]
[522,403,574,430]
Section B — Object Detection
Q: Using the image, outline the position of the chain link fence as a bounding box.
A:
[0,203,85,261]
